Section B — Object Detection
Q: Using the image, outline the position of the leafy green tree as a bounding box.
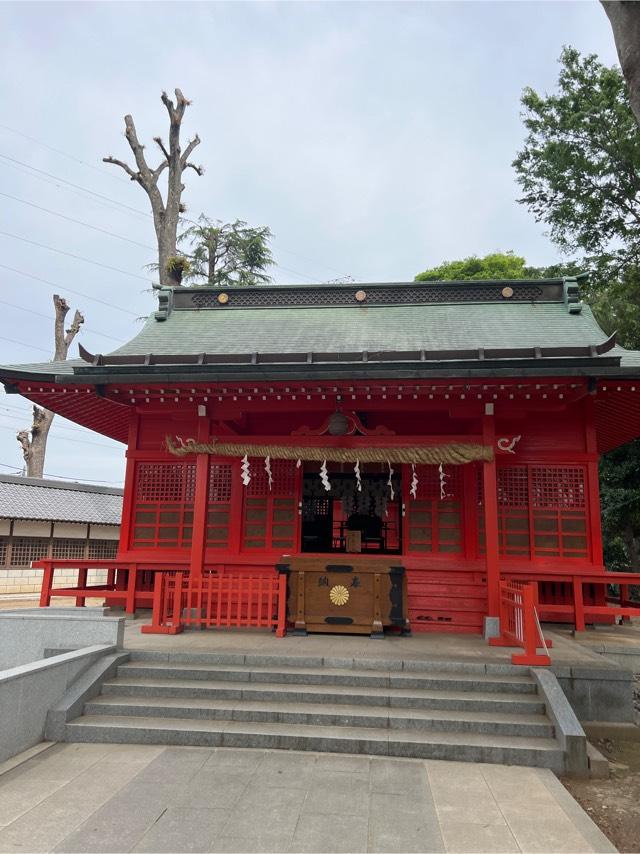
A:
[513,47,640,278]
[415,251,529,282]
[179,216,274,287]
[415,251,580,283]
[514,47,640,575]
[600,441,640,573]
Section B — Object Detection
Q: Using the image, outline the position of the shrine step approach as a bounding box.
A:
[59,653,587,774]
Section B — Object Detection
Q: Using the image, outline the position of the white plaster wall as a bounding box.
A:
[12,521,51,537]
[89,525,120,540]
[53,522,88,539]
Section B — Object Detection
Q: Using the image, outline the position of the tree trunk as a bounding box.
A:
[602,1,640,129]
[103,89,203,286]
[16,295,84,478]
[622,517,640,569]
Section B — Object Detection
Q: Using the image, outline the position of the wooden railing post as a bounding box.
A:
[39,559,53,607]
[76,565,88,607]
[573,579,586,632]
[276,567,288,638]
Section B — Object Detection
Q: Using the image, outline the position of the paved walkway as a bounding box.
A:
[123,617,611,669]
[0,743,614,853]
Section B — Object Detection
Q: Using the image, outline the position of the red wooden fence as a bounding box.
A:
[141,570,288,636]
[489,579,552,665]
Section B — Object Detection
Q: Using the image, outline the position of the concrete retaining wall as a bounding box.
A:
[0,644,114,762]
[553,663,635,723]
[0,608,124,669]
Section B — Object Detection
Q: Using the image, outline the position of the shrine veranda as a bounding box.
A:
[3,277,640,636]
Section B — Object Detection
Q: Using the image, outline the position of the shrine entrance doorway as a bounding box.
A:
[300,468,402,555]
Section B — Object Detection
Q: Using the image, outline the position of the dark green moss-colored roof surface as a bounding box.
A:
[2,279,640,381]
[107,301,637,362]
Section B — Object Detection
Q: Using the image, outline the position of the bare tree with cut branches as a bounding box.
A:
[16,296,84,478]
[103,88,204,286]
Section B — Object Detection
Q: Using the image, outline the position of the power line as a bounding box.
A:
[0,123,132,185]
[0,409,122,445]
[0,145,357,281]
[0,335,51,355]
[0,297,123,344]
[0,191,156,251]
[0,231,151,282]
[0,460,123,485]
[0,153,150,218]
[0,422,122,451]
[0,157,146,222]
[0,263,141,317]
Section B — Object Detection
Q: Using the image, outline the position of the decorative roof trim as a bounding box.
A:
[78,333,618,369]
[164,279,564,314]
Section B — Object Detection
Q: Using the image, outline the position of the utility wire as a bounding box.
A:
[0,335,52,355]
[0,192,156,251]
[0,408,120,439]
[0,153,149,218]
[0,231,151,282]
[0,460,123,485]
[0,298,123,344]
[0,143,358,280]
[0,263,140,317]
[0,422,121,450]
[0,188,323,283]
[0,123,132,185]
[0,157,146,221]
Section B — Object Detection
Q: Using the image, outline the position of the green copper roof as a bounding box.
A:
[2,279,640,382]
[109,301,621,358]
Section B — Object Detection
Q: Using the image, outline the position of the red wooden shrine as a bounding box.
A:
[4,277,640,638]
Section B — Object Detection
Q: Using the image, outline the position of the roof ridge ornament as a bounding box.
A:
[563,278,583,314]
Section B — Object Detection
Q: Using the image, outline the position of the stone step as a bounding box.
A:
[84,695,555,738]
[102,676,547,714]
[127,651,528,677]
[64,714,565,771]
[116,662,537,694]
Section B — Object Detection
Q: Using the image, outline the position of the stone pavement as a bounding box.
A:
[0,743,614,853]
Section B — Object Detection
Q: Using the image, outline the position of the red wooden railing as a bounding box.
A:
[31,558,186,613]
[489,579,552,666]
[141,569,288,636]
[503,570,640,631]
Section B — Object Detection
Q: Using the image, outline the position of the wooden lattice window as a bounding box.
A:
[531,466,587,559]
[88,539,118,559]
[0,537,7,566]
[52,538,87,559]
[132,462,196,548]
[407,465,462,554]
[242,459,298,551]
[479,465,588,560]
[206,463,233,549]
[497,466,530,557]
[10,537,50,565]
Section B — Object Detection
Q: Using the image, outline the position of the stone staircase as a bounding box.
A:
[57,652,580,773]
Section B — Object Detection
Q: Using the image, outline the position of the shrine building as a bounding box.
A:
[2,277,640,637]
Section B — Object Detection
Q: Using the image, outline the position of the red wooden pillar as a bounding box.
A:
[584,396,604,568]
[189,409,211,580]
[118,415,139,555]
[482,407,501,618]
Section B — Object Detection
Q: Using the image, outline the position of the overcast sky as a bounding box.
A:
[0,0,619,487]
